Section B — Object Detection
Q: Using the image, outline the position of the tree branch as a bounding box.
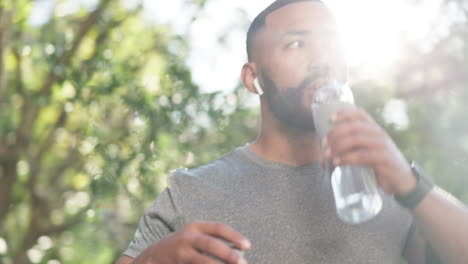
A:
[25,6,136,197]
[0,143,5,159]
[12,44,24,96]
[14,103,40,150]
[41,205,90,236]
[37,0,113,97]
[80,6,141,74]
[0,6,12,101]
[48,148,83,186]
[12,197,89,264]
[14,0,114,152]
[35,108,68,162]
[0,150,19,224]
[12,151,86,263]
[396,73,468,98]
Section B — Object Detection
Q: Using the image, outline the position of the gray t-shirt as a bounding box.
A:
[124,144,413,263]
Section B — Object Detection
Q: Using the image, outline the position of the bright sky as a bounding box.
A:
[30,0,463,94]
[143,0,455,93]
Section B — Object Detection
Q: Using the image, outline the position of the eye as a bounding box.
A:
[287,40,304,49]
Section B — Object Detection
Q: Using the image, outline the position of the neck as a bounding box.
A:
[250,108,322,166]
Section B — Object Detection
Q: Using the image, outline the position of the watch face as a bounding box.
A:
[411,161,421,180]
[412,161,434,184]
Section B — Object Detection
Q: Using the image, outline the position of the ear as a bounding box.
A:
[241,62,263,95]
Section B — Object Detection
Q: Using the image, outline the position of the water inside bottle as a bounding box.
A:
[312,81,383,224]
[334,191,382,224]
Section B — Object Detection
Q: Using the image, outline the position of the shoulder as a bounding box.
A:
[168,146,247,189]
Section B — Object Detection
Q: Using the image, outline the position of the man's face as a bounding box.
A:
[255,2,347,132]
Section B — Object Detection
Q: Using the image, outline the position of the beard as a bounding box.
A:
[261,67,330,133]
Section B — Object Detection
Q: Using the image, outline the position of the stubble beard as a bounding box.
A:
[261,69,329,134]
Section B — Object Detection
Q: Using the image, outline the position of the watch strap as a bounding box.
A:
[395,161,435,210]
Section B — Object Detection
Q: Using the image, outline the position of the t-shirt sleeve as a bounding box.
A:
[123,186,184,259]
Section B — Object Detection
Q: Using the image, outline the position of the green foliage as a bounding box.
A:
[353,29,468,203]
[0,0,255,263]
[0,0,467,263]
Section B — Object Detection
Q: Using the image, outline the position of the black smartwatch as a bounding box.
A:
[395,161,435,210]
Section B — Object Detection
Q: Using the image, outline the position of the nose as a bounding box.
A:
[306,36,332,59]
[307,63,331,81]
[306,46,332,72]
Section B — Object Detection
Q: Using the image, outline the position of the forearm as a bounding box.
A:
[115,255,136,264]
[412,186,468,264]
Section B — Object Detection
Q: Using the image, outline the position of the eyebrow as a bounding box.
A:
[278,30,310,41]
[277,26,339,40]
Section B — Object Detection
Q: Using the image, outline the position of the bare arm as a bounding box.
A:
[325,108,468,264]
[115,255,134,264]
[408,187,468,264]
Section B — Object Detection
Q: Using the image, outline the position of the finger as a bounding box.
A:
[185,248,224,264]
[192,235,244,264]
[193,221,251,251]
[327,120,382,143]
[327,134,384,159]
[333,148,382,167]
[375,177,392,193]
[332,107,375,125]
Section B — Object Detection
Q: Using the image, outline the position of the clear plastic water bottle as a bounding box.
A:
[311,80,382,224]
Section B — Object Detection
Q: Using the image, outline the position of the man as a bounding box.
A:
[117,0,468,263]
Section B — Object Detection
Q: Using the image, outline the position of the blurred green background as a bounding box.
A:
[0,0,467,263]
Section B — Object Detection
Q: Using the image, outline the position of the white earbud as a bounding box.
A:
[253,77,264,96]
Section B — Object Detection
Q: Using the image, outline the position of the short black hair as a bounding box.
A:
[246,0,323,62]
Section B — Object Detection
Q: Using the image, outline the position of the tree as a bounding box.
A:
[355,0,468,203]
[1,0,467,263]
[0,0,256,263]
